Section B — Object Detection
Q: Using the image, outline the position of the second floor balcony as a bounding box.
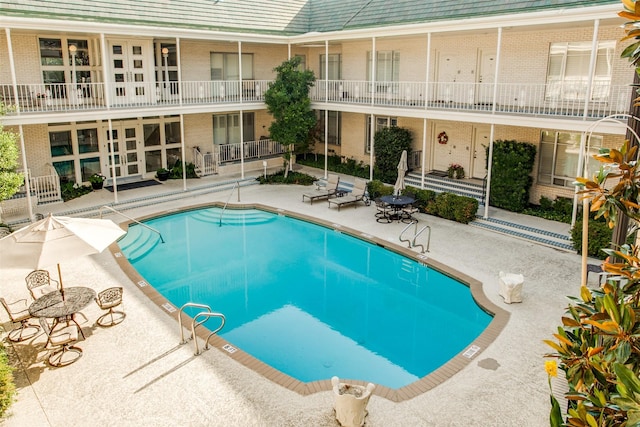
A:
[1,79,632,121]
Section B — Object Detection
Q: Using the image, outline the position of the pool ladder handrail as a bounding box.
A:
[399,221,431,254]
[219,181,241,226]
[178,303,226,355]
[99,205,165,243]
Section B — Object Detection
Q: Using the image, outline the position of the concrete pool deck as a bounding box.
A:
[0,171,592,426]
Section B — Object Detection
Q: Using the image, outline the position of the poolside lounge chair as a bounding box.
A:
[328,178,369,211]
[302,173,340,204]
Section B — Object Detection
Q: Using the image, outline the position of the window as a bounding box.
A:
[537,130,603,188]
[39,37,92,98]
[213,112,255,144]
[156,43,179,94]
[546,41,614,101]
[365,116,397,153]
[316,111,341,145]
[210,53,254,80]
[367,51,399,82]
[320,54,342,80]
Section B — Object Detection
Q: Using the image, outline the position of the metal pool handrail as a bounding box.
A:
[99,205,165,243]
[219,180,240,226]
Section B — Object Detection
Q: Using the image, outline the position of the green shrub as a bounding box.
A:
[60,182,92,201]
[402,188,435,210]
[486,140,536,212]
[0,342,15,418]
[257,170,316,185]
[570,218,612,259]
[522,196,575,223]
[366,179,393,199]
[169,162,198,179]
[297,154,369,178]
[373,126,412,184]
[429,192,478,224]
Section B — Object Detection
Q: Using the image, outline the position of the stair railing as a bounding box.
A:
[99,205,165,243]
[219,181,240,226]
[399,221,431,254]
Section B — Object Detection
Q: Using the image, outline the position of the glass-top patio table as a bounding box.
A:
[379,195,416,222]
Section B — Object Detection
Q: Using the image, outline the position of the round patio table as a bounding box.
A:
[29,287,96,338]
[29,287,96,318]
[379,195,416,222]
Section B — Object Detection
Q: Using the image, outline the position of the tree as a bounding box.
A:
[373,126,412,183]
[0,103,24,223]
[263,57,316,177]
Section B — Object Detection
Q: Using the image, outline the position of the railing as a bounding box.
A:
[30,174,61,204]
[192,147,217,177]
[399,221,431,254]
[1,80,632,120]
[219,181,240,226]
[99,205,165,243]
[217,139,285,164]
[178,302,225,356]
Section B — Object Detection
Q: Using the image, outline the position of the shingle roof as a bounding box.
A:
[0,0,620,35]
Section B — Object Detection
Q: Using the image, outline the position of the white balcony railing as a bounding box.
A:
[217,139,285,164]
[1,80,632,120]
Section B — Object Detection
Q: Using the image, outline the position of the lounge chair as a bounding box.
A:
[328,178,369,211]
[302,173,340,204]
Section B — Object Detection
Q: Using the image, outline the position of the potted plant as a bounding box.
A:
[156,168,170,181]
[447,163,465,179]
[88,173,105,190]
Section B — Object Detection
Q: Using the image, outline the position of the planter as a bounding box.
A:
[331,376,375,427]
[156,170,170,181]
[91,181,104,190]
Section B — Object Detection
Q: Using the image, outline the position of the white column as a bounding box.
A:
[5,29,34,221]
[422,33,432,189]
[483,27,503,219]
[324,40,329,179]
[180,114,186,191]
[177,38,183,106]
[238,41,245,179]
[369,37,376,181]
[107,119,118,203]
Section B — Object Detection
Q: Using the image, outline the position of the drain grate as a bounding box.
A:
[162,303,176,313]
[222,344,237,353]
[463,345,481,358]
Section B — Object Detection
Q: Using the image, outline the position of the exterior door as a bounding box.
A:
[108,39,154,105]
[104,121,142,180]
[471,126,490,179]
[476,51,496,105]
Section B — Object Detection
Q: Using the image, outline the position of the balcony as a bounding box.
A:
[0,79,632,121]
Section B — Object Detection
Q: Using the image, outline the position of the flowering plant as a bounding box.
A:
[447,163,465,179]
[88,173,106,184]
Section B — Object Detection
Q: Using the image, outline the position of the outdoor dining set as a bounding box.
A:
[0,213,127,367]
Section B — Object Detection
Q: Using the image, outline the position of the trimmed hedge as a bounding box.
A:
[366,179,394,199]
[487,140,536,212]
[425,192,478,224]
[570,219,614,259]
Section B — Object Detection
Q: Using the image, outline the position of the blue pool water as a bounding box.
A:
[118,207,492,389]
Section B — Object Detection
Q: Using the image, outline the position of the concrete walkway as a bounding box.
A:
[0,171,595,426]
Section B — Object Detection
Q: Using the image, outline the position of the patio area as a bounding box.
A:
[0,171,587,426]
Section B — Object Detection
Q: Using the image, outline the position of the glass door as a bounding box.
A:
[108,40,153,105]
[104,122,142,180]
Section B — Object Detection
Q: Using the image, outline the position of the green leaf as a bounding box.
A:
[550,394,563,427]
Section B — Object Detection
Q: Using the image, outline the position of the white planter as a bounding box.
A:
[331,376,375,427]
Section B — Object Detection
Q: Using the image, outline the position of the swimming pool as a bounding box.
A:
[116,205,500,395]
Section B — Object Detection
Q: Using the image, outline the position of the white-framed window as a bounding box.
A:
[320,54,342,80]
[49,123,100,183]
[545,41,615,101]
[365,116,397,153]
[155,42,178,94]
[367,51,399,82]
[210,53,254,80]
[213,112,255,144]
[39,37,93,99]
[316,110,341,146]
[537,130,603,188]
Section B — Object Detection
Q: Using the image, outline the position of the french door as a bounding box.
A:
[104,121,142,180]
[108,39,154,105]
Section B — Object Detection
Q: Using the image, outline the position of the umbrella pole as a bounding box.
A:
[57,263,65,301]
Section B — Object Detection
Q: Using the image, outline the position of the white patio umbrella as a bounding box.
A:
[394,150,408,195]
[0,214,126,298]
